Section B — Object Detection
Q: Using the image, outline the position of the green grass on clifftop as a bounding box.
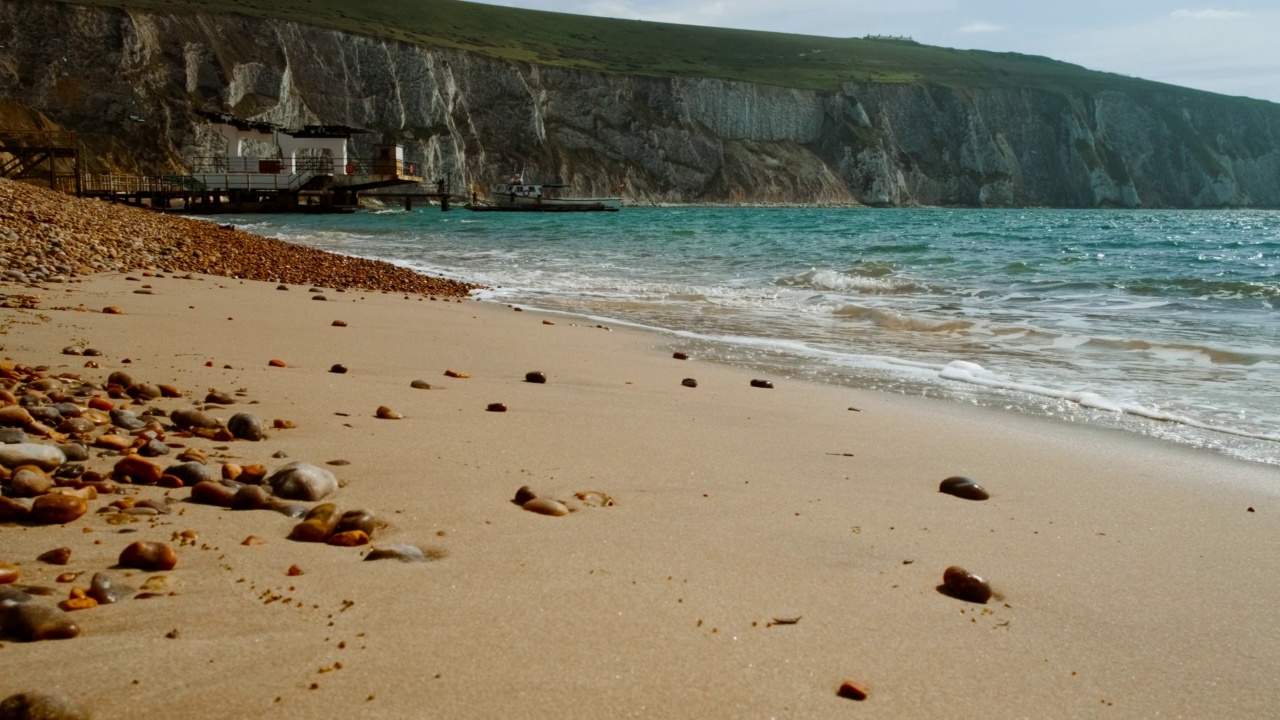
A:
[53,0,1267,101]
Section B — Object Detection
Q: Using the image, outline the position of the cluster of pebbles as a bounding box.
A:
[0,178,480,296]
[0,359,396,646]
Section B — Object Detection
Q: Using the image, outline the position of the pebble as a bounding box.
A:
[242,535,266,546]
[513,485,538,505]
[267,500,308,519]
[0,443,66,471]
[169,408,221,431]
[364,544,428,563]
[113,455,163,484]
[0,428,26,444]
[118,541,178,571]
[190,480,235,507]
[375,406,402,420]
[268,462,338,501]
[158,384,183,398]
[163,461,219,487]
[11,466,54,497]
[0,563,17,584]
[330,364,348,374]
[0,497,30,521]
[332,320,347,327]
[57,443,88,462]
[88,572,128,604]
[268,359,288,368]
[938,476,990,501]
[231,484,271,511]
[942,566,993,604]
[410,380,431,390]
[681,378,698,388]
[524,371,547,384]
[750,379,774,389]
[37,547,72,565]
[107,371,134,387]
[227,412,267,441]
[673,352,689,360]
[55,417,94,435]
[138,438,170,457]
[336,509,379,537]
[289,503,342,543]
[444,370,469,379]
[0,407,34,427]
[205,391,235,405]
[836,681,868,701]
[326,530,370,547]
[523,498,569,517]
[0,691,90,719]
[30,495,87,524]
[109,408,146,430]
[311,295,327,301]
[126,384,162,402]
[1,602,81,641]
[486,403,507,413]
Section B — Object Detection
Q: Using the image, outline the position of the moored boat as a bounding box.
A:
[465,175,621,212]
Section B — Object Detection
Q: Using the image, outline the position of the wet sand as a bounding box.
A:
[1,182,1278,717]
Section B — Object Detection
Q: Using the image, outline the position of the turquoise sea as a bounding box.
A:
[226,207,1280,466]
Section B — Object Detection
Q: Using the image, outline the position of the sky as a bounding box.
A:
[465,1,1280,103]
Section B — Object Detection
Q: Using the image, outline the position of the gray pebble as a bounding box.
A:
[267,462,338,501]
[227,413,267,441]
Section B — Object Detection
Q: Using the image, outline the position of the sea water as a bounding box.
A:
[225,207,1280,466]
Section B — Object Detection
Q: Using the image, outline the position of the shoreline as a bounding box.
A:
[1,181,1278,716]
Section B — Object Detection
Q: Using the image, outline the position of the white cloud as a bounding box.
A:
[956,22,1004,34]
[1171,9,1249,20]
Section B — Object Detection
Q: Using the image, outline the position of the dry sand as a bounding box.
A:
[1,189,1278,718]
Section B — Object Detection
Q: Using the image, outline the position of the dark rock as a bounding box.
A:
[375,406,402,420]
[513,485,538,505]
[673,352,689,360]
[336,509,379,538]
[524,371,547,384]
[230,484,271,511]
[169,408,221,431]
[106,371,134,388]
[204,391,234,405]
[329,364,348,374]
[113,455,163,484]
[938,476,990,501]
[189,481,235,507]
[941,566,993,604]
[227,413,267,441]
[681,378,698,388]
[409,380,431,390]
[26,406,62,425]
[0,428,26,444]
[1,603,80,641]
[486,403,507,412]
[0,691,90,720]
[109,409,146,431]
[36,547,71,565]
[749,379,774,389]
[162,461,219,487]
[266,500,308,519]
[0,497,30,522]
[126,384,162,402]
[137,439,170,457]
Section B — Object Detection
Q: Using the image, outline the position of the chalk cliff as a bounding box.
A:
[2,0,1279,207]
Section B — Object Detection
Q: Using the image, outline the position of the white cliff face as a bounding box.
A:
[2,0,1278,207]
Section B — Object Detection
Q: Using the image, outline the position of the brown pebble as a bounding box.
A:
[942,566,992,604]
[37,547,72,565]
[287,564,304,576]
[330,364,348,374]
[673,352,689,360]
[681,378,698,388]
[750,379,774,389]
[242,536,265,547]
[486,403,507,413]
[542,320,554,325]
[289,503,342,543]
[514,485,538,505]
[524,371,547,384]
[837,680,868,701]
[113,455,164,484]
[522,498,569,517]
[410,380,431,390]
[938,476,990,501]
[0,691,90,718]
[102,306,122,314]
[0,562,18,584]
[190,481,235,507]
[375,406,402,420]
[118,541,178,571]
[326,530,370,547]
[31,494,87,524]
[444,370,470,379]
[268,359,287,368]
[58,596,98,612]
[3,602,81,641]
[332,320,347,327]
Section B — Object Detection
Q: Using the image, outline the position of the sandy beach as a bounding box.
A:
[1,181,1278,718]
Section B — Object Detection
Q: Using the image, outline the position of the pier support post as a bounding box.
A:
[441,194,450,212]
[405,196,412,211]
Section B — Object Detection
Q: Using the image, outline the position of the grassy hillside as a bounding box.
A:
[53,0,1262,102]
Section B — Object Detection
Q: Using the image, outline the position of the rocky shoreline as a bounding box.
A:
[0,179,481,297]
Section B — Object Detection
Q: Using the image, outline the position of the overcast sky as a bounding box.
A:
[466,1,1280,103]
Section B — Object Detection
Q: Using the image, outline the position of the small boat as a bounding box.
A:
[465,175,621,212]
